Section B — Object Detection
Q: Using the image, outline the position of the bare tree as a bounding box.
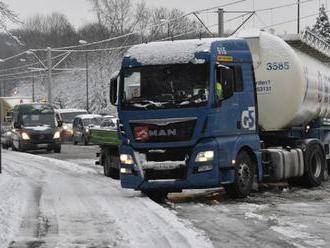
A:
[16,12,77,48]
[0,1,19,31]
[89,0,133,35]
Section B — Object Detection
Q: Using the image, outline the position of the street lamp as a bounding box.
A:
[79,40,89,112]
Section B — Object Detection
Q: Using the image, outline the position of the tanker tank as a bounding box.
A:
[240,31,330,131]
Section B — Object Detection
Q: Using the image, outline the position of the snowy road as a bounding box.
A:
[168,185,330,248]
[3,147,330,248]
[0,150,212,248]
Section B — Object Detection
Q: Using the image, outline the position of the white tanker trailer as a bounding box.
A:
[111,31,330,199]
[242,31,330,131]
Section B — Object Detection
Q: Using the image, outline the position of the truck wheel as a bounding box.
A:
[2,143,9,149]
[302,143,324,187]
[103,153,120,179]
[143,190,168,203]
[224,150,255,198]
[54,145,61,153]
[83,135,89,146]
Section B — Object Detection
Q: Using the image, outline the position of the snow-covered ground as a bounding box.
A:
[3,148,330,248]
[0,150,212,248]
[169,185,330,248]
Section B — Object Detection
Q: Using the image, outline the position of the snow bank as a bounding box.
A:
[0,174,30,248]
[0,151,213,247]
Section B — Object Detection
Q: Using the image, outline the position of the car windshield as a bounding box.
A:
[83,118,103,126]
[61,112,87,123]
[121,63,209,110]
[21,114,55,127]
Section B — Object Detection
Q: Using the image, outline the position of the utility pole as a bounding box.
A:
[218,8,224,37]
[297,0,300,34]
[85,52,89,112]
[32,75,35,102]
[47,47,53,104]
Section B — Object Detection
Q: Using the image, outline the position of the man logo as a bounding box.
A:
[241,107,256,131]
[149,129,177,137]
[134,126,177,141]
[134,126,150,141]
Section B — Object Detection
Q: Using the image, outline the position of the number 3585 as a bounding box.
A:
[266,62,290,71]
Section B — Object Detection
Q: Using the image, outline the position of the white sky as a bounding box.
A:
[4,0,330,34]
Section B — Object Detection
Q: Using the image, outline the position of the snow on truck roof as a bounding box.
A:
[125,38,240,65]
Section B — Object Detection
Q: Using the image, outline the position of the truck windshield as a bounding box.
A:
[121,63,209,110]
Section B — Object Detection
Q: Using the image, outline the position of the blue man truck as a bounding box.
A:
[110,31,330,200]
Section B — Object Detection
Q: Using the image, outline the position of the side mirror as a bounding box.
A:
[57,120,63,128]
[14,122,21,129]
[110,76,118,106]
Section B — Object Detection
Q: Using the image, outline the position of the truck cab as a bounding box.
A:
[112,38,262,198]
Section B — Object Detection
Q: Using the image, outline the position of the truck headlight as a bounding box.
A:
[195,150,214,162]
[21,132,30,140]
[53,131,61,139]
[63,124,69,130]
[120,154,134,165]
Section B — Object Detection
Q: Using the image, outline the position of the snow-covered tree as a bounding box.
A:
[0,1,19,33]
[311,4,330,42]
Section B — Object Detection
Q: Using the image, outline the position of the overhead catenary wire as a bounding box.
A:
[1,70,78,82]
[1,23,208,80]
[224,0,317,24]
[0,52,69,73]
[35,0,247,51]
[262,10,329,29]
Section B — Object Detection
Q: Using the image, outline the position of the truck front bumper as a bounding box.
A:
[119,142,235,191]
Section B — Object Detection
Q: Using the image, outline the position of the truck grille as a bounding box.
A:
[130,118,196,143]
[144,167,186,180]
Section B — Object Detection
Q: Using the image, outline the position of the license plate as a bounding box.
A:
[37,144,48,148]
[142,161,184,170]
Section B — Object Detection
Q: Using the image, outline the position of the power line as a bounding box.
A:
[36,0,246,51]
[0,52,69,73]
[262,10,326,29]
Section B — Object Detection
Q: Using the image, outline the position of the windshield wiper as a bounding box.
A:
[130,100,168,109]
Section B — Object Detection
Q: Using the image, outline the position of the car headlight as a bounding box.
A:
[53,131,61,139]
[21,132,30,140]
[120,154,134,165]
[195,150,214,162]
[86,127,90,133]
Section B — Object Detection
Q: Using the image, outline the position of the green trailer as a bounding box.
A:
[90,127,121,179]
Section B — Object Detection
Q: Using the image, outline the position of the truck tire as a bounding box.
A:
[143,190,168,203]
[83,135,89,146]
[103,153,120,179]
[302,143,324,187]
[2,143,9,149]
[224,150,255,198]
[54,145,61,153]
